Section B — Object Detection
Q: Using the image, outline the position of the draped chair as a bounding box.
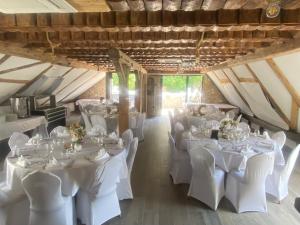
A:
[121,129,133,157]
[117,138,139,200]
[271,131,286,150]
[90,115,107,133]
[49,126,70,138]
[188,146,225,210]
[266,145,300,202]
[8,132,29,152]
[76,156,122,225]
[225,153,274,213]
[81,112,93,131]
[22,171,73,225]
[168,132,192,184]
[132,113,146,141]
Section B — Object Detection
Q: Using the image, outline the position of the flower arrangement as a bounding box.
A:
[219,118,238,133]
[69,123,86,143]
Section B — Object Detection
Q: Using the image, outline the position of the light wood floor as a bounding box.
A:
[102,116,300,225]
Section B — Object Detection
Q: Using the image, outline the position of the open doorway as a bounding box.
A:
[111,72,136,107]
[162,75,203,115]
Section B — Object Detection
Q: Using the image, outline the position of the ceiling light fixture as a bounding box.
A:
[266,0,281,18]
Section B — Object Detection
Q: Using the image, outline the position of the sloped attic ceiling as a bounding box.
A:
[206,39,300,132]
[0,54,105,105]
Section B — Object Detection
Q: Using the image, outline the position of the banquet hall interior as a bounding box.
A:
[1,0,300,225]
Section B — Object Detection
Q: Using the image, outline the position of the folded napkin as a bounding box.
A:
[16,156,28,168]
[103,137,119,144]
[46,157,61,169]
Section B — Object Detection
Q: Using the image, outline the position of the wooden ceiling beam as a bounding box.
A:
[205,38,300,72]
[1,9,300,33]
[0,41,97,70]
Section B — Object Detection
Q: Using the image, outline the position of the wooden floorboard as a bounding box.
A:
[102,115,300,225]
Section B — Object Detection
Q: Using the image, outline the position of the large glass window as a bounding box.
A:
[162,75,203,112]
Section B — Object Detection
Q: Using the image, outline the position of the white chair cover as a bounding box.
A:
[188,146,225,210]
[0,188,29,225]
[238,122,250,134]
[132,113,146,141]
[205,120,220,130]
[168,133,192,184]
[271,131,286,150]
[168,111,175,135]
[117,138,139,200]
[266,145,300,202]
[81,112,92,131]
[187,116,206,128]
[174,122,185,151]
[22,171,73,225]
[76,156,122,225]
[121,129,133,157]
[226,109,237,119]
[8,132,29,151]
[49,126,70,138]
[225,153,275,213]
[90,115,107,132]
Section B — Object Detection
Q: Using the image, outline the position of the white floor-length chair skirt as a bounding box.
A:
[187,146,225,210]
[266,145,300,202]
[76,156,122,225]
[22,171,74,225]
[0,192,29,225]
[225,153,274,213]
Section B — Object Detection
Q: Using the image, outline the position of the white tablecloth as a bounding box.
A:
[2,142,128,197]
[0,116,47,141]
[185,134,284,172]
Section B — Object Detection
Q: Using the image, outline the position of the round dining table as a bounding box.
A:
[2,139,128,198]
[184,132,284,172]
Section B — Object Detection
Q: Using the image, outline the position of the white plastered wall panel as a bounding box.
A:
[231,65,254,79]
[214,69,228,80]
[56,70,98,102]
[0,83,24,104]
[224,67,289,130]
[0,56,39,71]
[63,72,106,102]
[241,82,289,129]
[272,51,300,95]
[0,63,51,81]
[53,68,88,94]
[32,64,71,95]
[208,71,252,115]
[248,60,292,120]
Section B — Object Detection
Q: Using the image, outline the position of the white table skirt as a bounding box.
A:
[0,116,47,141]
[185,135,284,172]
[3,145,128,197]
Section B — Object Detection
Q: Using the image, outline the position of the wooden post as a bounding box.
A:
[106,72,112,100]
[134,70,143,112]
[142,74,148,113]
[108,48,147,131]
[118,65,130,134]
